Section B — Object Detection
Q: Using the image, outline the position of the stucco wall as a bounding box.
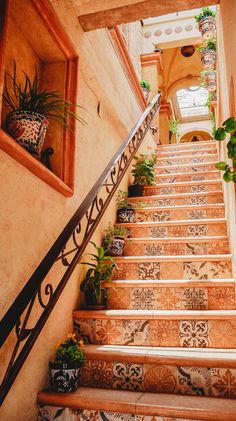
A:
[0,1,156,420]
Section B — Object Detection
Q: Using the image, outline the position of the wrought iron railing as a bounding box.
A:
[0,93,160,405]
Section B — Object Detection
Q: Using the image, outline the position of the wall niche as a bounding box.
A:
[0,0,79,196]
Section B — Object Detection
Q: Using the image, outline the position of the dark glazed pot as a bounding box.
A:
[128,184,144,198]
[49,361,81,392]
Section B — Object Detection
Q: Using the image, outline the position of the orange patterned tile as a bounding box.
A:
[95,319,123,345]
[108,287,131,309]
[149,320,179,346]
[208,287,235,310]
[160,262,183,280]
[211,368,236,398]
[144,365,177,393]
[155,288,183,310]
[209,320,236,348]
[81,360,112,388]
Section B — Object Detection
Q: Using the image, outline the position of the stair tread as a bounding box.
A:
[105,278,234,287]
[147,179,221,188]
[37,387,236,420]
[129,191,223,201]
[133,204,224,211]
[116,254,231,262]
[158,148,217,156]
[82,344,236,367]
[116,218,226,226]
[74,309,236,319]
[126,236,228,242]
[157,140,216,148]
[157,153,218,161]
[156,169,220,177]
[156,161,218,169]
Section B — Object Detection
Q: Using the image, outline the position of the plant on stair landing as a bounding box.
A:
[128,153,157,197]
[3,61,86,159]
[215,117,236,183]
[49,333,85,393]
[80,242,118,309]
[116,190,135,223]
[103,223,129,256]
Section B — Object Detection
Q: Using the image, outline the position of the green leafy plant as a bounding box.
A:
[204,92,216,110]
[54,333,85,367]
[215,117,236,183]
[195,7,216,22]
[197,39,216,53]
[80,242,118,300]
[140,80,151,91]
[103,223,129,248]
[131,153,157,185]
[168,119,179,135]
[3,61,86,128]
[116,190,132,210]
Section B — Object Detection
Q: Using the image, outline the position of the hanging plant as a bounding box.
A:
[195,8,216,40]
[215,117,236,183]
[197,39,216,69]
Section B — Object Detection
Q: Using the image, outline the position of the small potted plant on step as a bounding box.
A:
[103,223,129,256]
[80,242,118,309]
[140,80,151,100]
[3,61,86,159]
[128,153,157,197]
[49,333,85,393]
[116,190,135,223]
[195,7,216,40]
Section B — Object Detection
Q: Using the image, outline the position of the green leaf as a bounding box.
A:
[223,171,233,182]
[215,161,227,170]
[215,128,227,141]
[230,135,236,145]
[233,174,236,183]
[222,117,235,126]
[225,120,236,133]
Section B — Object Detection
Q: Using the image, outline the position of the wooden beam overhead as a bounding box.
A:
[78,0,220,32]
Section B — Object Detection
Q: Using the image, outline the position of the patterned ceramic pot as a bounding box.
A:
[49,362,81,393]
[201,49,216,69]
[205,71,217,92]
[199,16,216,40]
[117,208,135,223]
[142,87,150,101]
[104,237,125,256]
[6,111,49,158]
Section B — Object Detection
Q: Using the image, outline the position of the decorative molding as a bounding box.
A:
[140,52,163,74]
[109,26,147,110]
[160,102,172,118]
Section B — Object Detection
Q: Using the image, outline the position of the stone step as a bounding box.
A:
[157,140,216,150]
[117,218,227,238]
[129,191,223,206]
[143,181,222,196]
[124,236,229,257]
[157,147,217,157]
[156,162,218,175]
[113,255,232,281]
[155,170,220,184]
[37,388,236,421]
[74,309,236,349]
[106,278,234,310]
[157,156,217,168]
[134,204,225,222]
[78,345,236,399]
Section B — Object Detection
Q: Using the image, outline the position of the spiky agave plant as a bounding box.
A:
[3,61,86,129]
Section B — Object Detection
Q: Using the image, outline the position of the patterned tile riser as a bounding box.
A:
[143,184,221,196]
[156,164,218,175]
[155,172,220,183]
[107,287,235,310]
[38,405,205,421]
[112,261,232,281]
[157,156,217,167]
[134,208,225,222]
[132,195,224,207]
[79,361,236,400]
[75,319,236,349]
[127,224,227,238]
[159,149,217,158]
[124,241,229,256]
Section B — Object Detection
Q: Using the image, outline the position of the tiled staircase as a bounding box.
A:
[38,141,236,421]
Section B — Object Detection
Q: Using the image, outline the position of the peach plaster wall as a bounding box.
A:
[0,1,156,420]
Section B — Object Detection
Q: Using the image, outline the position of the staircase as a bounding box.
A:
[37,140,236,421]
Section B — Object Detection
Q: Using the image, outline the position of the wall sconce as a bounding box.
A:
[181,45,195,57]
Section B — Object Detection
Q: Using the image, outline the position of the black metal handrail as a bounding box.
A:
[0,93,160,405]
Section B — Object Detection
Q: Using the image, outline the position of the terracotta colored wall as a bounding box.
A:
[0,1,156,420]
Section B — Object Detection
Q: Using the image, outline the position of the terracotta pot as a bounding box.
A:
[6,111,49,158]
[199,16,216,40]
[49,362,81,393]
[201,49,216,69]
[117,208,135,223]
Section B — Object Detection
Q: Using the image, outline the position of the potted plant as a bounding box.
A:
[49,333,85,393]
[140,80,151,100]
[195,7,216,40]
[80,242,118,309]
[200,69,216,92]
[103,223,129,256]
[198,39,216,69]
[214,117,236,183]
[128,153,157,197]
[3,62,86,159]
[168,119,179,143]
[116,190,135,223]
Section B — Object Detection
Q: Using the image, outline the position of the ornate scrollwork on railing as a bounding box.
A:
[0,93,160,405]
